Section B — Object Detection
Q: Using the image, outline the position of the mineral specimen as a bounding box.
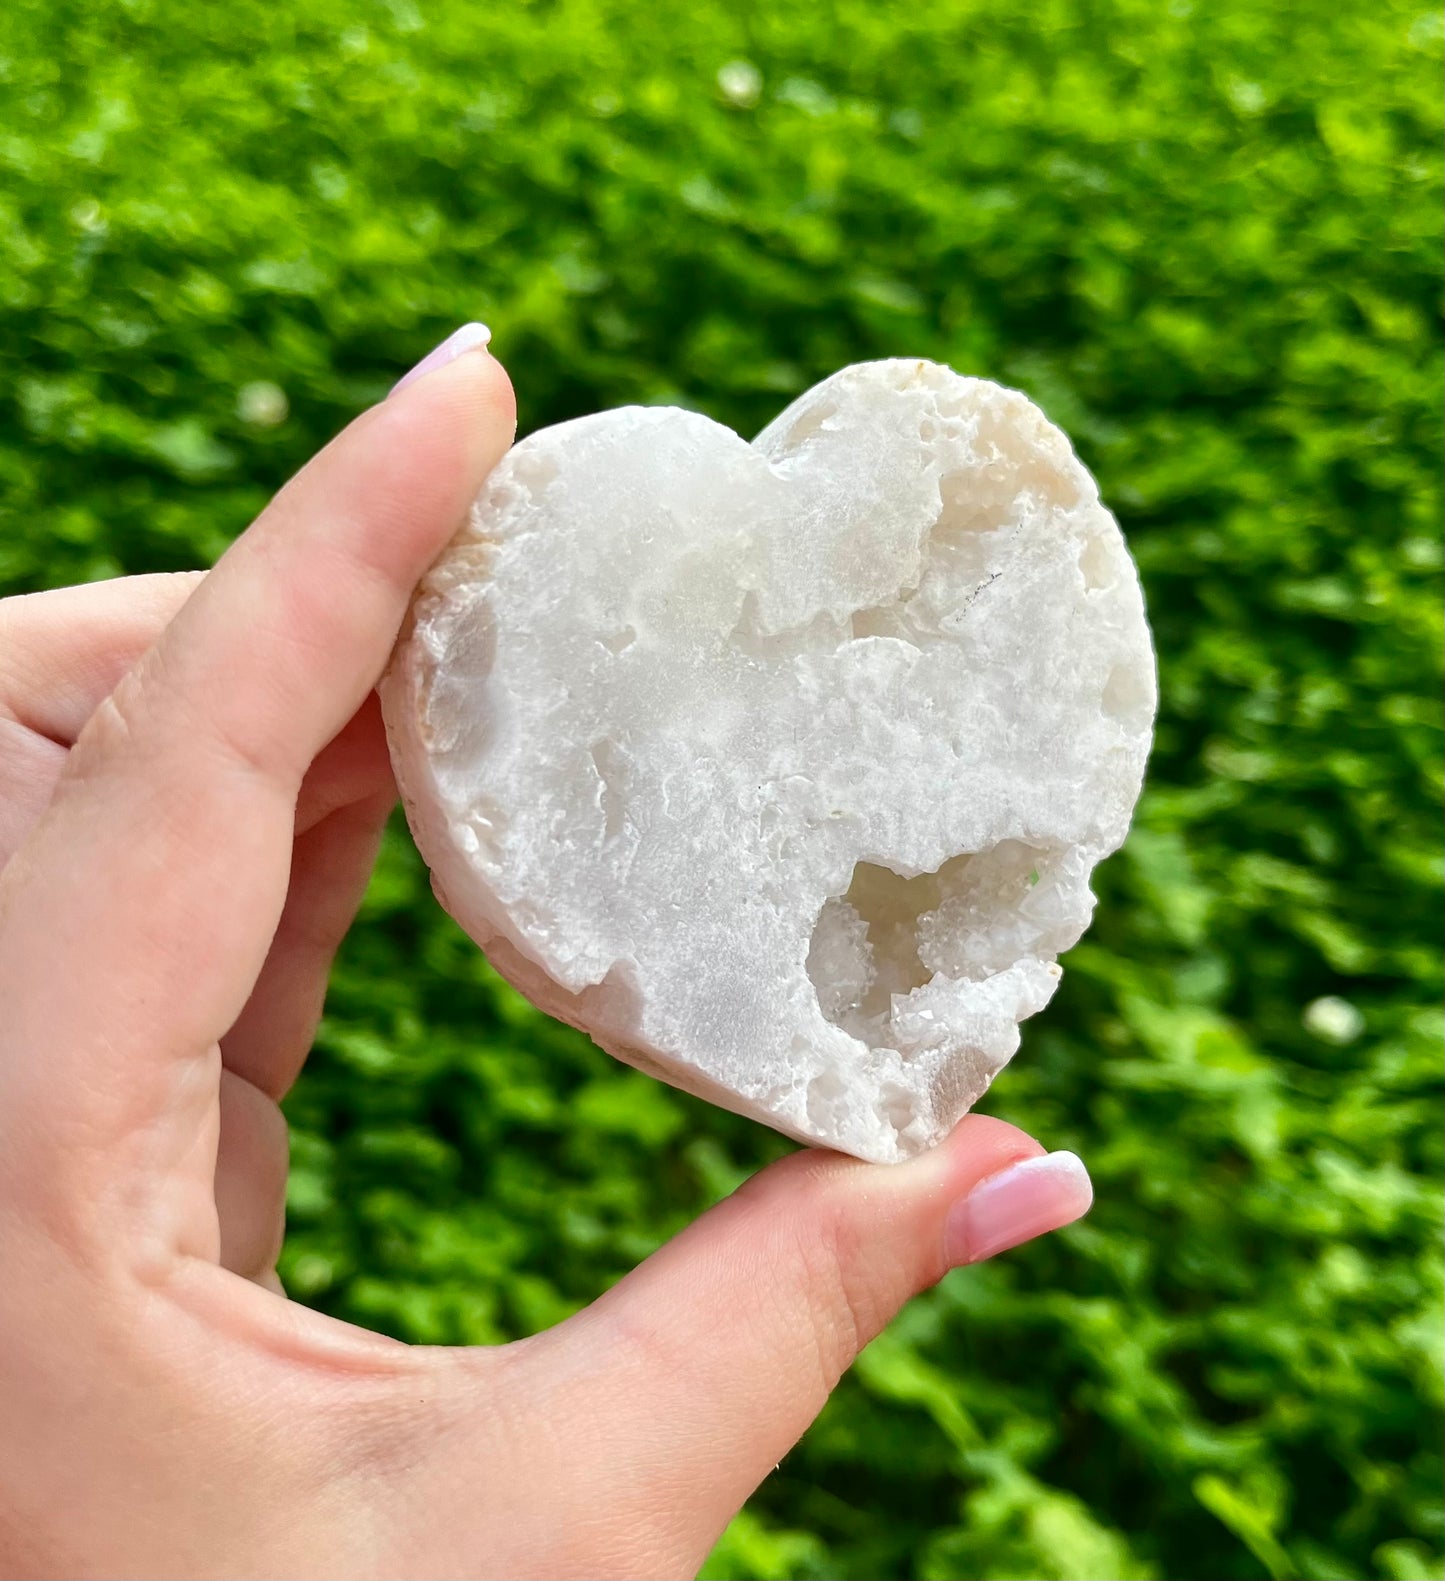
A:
[381,359,1156,1163]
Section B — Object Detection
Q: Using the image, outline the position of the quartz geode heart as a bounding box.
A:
[381,359,1155,1163]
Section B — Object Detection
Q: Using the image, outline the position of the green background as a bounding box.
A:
[1,0,1441,1575]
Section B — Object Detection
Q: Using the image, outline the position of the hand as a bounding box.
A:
[0,337,1093,1580]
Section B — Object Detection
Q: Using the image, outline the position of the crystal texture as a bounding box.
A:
[381,360,1156,1163]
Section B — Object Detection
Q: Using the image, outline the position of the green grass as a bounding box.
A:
[1,0,1441,1575]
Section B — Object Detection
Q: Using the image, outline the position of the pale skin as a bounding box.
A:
[0,342,1092,1580]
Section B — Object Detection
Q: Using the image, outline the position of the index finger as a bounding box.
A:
[0,340,514,1251]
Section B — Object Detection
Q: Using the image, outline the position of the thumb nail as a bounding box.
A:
[390,322,493,397]
[945,1150,1093,1265]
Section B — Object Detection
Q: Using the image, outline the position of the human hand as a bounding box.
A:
[0,332,1093,1579]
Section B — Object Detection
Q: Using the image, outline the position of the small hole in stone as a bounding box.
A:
[807,841,1057,1045]
[509,451,560,499]
[602,625,637,655]
[850,605,911,643]
[838,862,942,1019]
[806,1068,847,1128]
[1079,534,1114,592]
[588,740,627,839]
[807,859,964,1042]
[779,398,838,453]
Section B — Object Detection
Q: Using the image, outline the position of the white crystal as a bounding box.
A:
[381,359,1156,1163]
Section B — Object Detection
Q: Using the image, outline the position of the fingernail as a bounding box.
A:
[390,322,493,397]
[945,1151,1093,1265]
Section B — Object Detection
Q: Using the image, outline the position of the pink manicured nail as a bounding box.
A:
[390,322,493,397]
[945,1151,1093,1265]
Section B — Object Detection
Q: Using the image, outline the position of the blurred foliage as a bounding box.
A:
[1,0,1442,1575]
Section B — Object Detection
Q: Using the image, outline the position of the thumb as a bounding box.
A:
[553,1115,1091,1568]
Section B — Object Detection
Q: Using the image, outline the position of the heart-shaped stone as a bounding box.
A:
[381,359,1155,1163]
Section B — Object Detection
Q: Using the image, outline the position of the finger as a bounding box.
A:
[0,344,514,1250]
[0,572,204,745]
[0,574,203,864]
[540,1116,1092,1565]
[221,694,395,1098]
[0,719,65,868]
[221,786,393,1099]
[214,1069,288,1283]
[0,570,384,848]
[291,691,395,840]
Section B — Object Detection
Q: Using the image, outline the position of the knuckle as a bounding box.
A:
[63,666,182,804]
[71,684,139,773]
